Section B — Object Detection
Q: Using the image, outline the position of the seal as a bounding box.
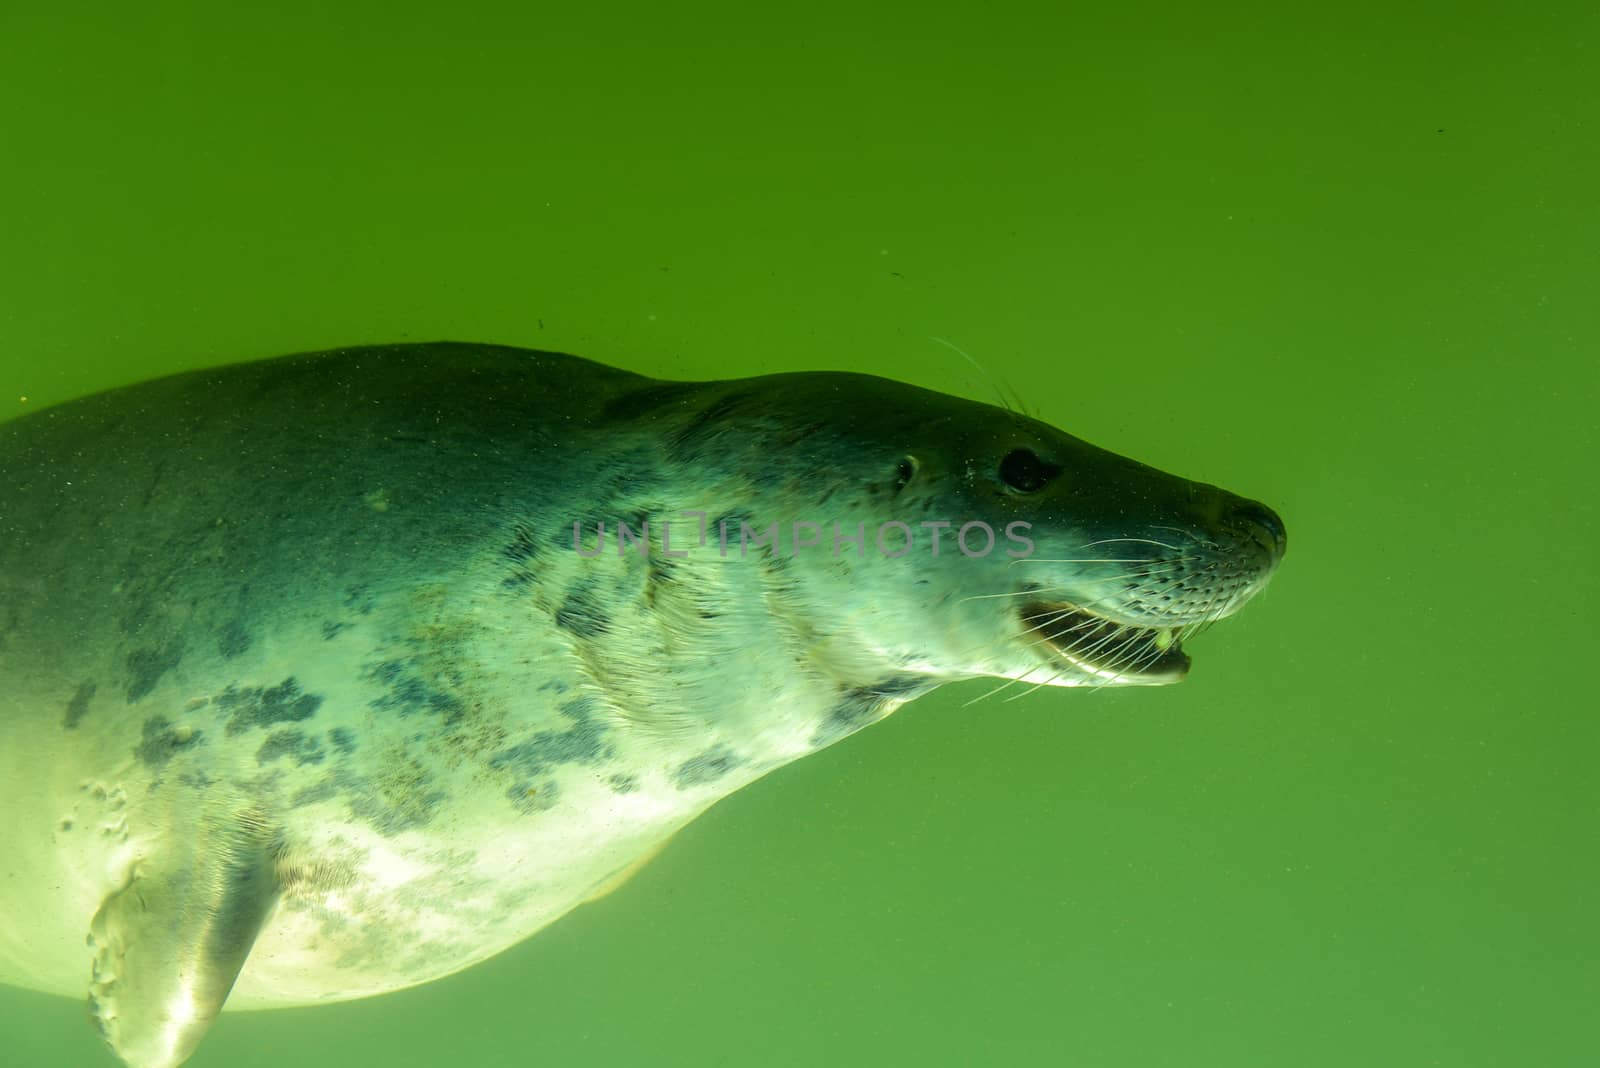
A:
[0,342,1285,1066]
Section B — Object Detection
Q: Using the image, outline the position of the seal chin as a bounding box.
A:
[1022,601,1192,686]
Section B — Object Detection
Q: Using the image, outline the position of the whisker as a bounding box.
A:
[1148,524,1220,547]
[957,586,1073,605]
[1013,556,1165,565]
[961,566,1182,609]
[963,677,1023,707]
[1004,671,1062,702]
[929,336,1031,417]
[1076,537,1185,553]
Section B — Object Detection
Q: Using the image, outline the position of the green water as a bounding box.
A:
[2,3,1594,1065]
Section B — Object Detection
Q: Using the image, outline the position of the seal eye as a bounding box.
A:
[893,457,917,494]
[999,448,1058,493]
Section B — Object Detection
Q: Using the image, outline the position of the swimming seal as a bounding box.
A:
[0,342,1285,1066]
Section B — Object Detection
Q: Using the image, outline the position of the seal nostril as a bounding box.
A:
[1231,500,1287,555]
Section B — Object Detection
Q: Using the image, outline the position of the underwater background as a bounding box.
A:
[1,3,1594,1066]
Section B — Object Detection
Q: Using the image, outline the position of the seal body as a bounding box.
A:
[0,343,1284,1066]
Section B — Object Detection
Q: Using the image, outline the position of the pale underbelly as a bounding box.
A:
[0,768,706,1009]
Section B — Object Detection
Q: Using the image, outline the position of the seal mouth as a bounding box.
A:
[1022,601,1192,685]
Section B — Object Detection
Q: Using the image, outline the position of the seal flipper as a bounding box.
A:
[87,806,281,1068]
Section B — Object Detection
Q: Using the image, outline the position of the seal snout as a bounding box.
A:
[1008,488,1286,688]
[1225,499,1287,562]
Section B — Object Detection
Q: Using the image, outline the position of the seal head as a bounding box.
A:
[626,368,1285,693]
